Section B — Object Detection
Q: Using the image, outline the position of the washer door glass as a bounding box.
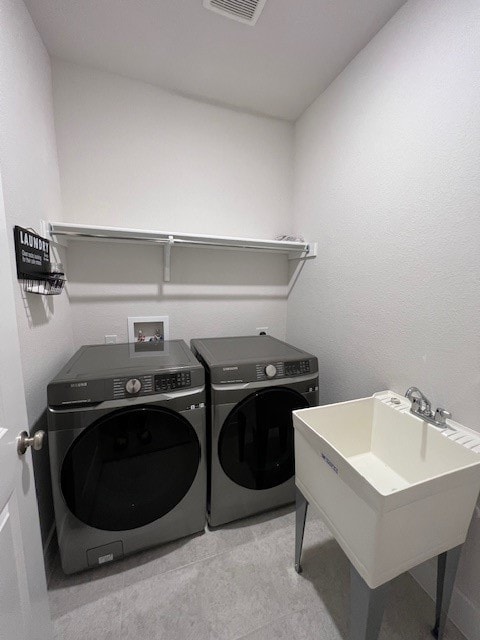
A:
[61,406,201,531]
[218,387,309,490]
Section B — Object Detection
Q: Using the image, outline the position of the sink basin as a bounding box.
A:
[292,391,480,588]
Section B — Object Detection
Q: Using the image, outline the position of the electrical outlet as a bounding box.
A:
[256,327,268,335]
[105,335,117,344]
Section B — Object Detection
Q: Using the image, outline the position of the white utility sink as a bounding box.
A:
[293,391,480,589]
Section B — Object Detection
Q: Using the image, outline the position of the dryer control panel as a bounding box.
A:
[255,359,311,381]
[284,360,311,376]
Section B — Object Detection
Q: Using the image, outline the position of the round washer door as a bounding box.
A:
[218,387,309,490]
[61,405,201,531]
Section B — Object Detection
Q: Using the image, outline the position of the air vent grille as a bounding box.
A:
[203,0,267,25]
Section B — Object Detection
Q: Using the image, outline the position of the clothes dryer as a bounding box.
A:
[190,335,318,526]
[47,340,206,574]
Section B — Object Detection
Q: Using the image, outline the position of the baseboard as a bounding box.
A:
[449,587,480,640]
[411,565,480,640]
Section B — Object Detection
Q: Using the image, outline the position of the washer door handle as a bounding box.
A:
[17,430,45,455]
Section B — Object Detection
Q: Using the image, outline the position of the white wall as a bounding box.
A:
[52,60,294,346]
[0,0,74,556]
[287,0,480,637]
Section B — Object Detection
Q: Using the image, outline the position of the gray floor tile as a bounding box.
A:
[194,541,289,640]
[286,553,465,640]
[289,604,345,640]
[119,533,292,640]
[53,591,122,640]
[121,523,255,588]
[48,553,124,618]
[49,505,467,640]
[286,573,465,640]
[381,573,465,640]
[251,508,345,617]
[236,614,296,640]
[120,562,214,640]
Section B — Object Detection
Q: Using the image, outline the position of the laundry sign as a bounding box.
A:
[13,226,50,279]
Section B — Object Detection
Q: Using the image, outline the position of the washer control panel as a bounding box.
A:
[113,374,153,399]
[112,370,193,398]
[255,362,284,380]
[155,371,191,392]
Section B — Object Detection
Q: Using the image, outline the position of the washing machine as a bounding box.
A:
[47,340,206,574]
[190,335,318,526]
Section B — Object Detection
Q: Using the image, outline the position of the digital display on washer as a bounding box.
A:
[155,371,191,391]
[284,360,310,376]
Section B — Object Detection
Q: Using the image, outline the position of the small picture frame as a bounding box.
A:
[128,316,170,348]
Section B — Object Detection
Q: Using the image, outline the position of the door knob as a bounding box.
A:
[17,430,45,456]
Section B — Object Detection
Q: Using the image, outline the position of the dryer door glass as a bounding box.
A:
[218,387,309,490]
[61,406,201,531]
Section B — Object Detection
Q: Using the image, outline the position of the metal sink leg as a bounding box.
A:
[350,566,390,640]
[294,487,308,574]
[432,545,463,640]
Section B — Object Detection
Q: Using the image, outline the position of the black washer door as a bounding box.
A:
[218,387,309,490]
[61,405,200,531]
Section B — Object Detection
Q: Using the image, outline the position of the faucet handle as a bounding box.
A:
[434,408,452,425]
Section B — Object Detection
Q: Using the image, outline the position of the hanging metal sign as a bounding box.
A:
[13,226,65,295]
[14,226,50,279]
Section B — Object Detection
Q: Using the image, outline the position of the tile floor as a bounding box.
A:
[48,505,466,640]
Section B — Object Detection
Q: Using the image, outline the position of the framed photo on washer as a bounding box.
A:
[128,315,170,346]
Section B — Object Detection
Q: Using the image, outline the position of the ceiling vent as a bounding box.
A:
[203,0,268,26]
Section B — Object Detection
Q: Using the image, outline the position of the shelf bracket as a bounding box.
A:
[41,220,68,247]
[288,242,317,261]
[163,235,174,282]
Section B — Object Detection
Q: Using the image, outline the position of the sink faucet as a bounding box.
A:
[405,387,452,428]
[405,387,432,415]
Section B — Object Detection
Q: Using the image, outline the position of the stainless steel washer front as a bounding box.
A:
[47,341,207,574]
